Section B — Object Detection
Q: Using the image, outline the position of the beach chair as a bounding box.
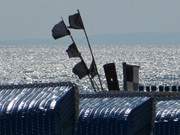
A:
[153,98,180,135]
[76,92,154,135]
[0,82,79,135]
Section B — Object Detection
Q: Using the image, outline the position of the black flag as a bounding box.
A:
[66,43,80,58]
[68,13,84,29]
[89,60,98,78]
[72,61,89,79]
[52,20,70,40]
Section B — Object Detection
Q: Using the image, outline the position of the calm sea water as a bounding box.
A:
[0,44,179,91]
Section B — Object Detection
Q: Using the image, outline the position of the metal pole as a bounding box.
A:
[61,17,96,91]
[77,10,104,91]
[69,34,97,91]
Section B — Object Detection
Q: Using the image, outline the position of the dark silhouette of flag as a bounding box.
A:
[68,13,84,29]
[66,43,80,58]
[52,20,70,39]
[72,61,89,79]
[89,60,98,78]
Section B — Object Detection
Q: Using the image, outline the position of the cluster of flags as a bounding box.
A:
[51,10,99,90]
[52,10,140,91]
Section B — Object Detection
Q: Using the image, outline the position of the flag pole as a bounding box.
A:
[66,26,96,91]
[77,10,104,91]
[70,35,96,91]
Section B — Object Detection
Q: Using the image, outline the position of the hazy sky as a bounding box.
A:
[0,0,180,40]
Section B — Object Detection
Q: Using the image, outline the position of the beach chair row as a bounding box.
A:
[79,92,180,135]
[0,82,180,135]
[138,85,180,92]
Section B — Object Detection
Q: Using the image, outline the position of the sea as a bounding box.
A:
[0,43,179,92]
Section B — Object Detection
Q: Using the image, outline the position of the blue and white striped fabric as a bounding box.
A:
[154,100,180,135]
[0,82,79,135]
[76,96,153,135]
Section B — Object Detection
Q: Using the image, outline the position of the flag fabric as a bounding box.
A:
[72,61,89,79]
[89,59,98,78]
[66,43,80,58]
[52,20,70,39]
[68,13,84,29]
[123,62,140,91]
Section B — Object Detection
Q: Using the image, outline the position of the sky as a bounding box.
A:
[0,0,180,40]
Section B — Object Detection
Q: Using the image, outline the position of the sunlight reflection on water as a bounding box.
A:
[0,44,179,91]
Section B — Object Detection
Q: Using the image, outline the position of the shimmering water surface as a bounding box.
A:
[0,44,179,91]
